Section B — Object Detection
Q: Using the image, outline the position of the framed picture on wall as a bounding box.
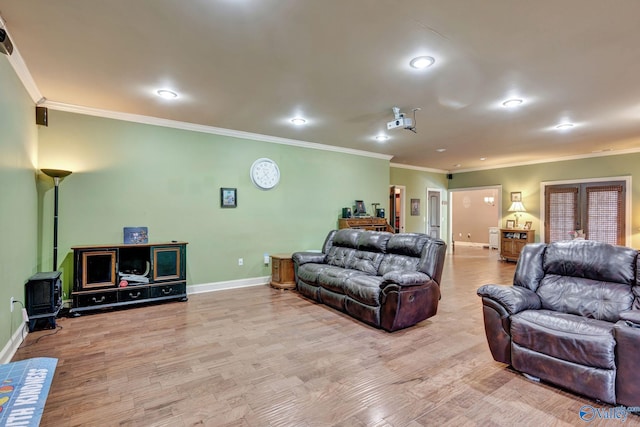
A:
[510,192,522,202]
[506,219,515,229]
[410,199,420,216]
[220,188,237,208]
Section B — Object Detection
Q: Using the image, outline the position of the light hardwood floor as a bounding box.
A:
[13,247,639,426]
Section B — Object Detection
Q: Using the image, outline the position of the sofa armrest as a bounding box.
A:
[619,310,640,327]
[382,271,431,287]
[477,284,541,315]
[292,252,326,266]
[615,319,640,406]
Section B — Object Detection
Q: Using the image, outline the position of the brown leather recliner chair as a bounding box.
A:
[477,240,640,406]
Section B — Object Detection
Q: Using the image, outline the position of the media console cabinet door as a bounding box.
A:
[152,246,183,281]
[81,250,117,289]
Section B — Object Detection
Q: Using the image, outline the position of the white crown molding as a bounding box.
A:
[42,101,394,161]
[390,162,448,174]
[451,148,640,174]
[187,276,270,295]
[0,18,42,103]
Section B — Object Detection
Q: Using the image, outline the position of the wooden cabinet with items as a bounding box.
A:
[500,229,534,262]
[270,254,296,290]
[338,217,394,232]
[70,242,187,315]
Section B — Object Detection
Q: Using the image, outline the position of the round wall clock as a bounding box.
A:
[250,158,280,190]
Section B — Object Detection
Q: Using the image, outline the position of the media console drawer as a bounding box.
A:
[150,283,186,298]
[75,290,118,308]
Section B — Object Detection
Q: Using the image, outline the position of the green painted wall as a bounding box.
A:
[389,167,449,240]
[38,110,390,296]
[448,155,640,247]
[0,56,39,355]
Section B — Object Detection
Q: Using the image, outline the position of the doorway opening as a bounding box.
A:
[449,186,502,251]
[389,185,405,233]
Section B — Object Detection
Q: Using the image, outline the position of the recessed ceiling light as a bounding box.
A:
[454,163,461,168]
[156,89,178,99]
[480,157,487,161]
[375,135,389,142]
[290,117,307,125]
[555,123,574,130]
[502,99,523,108]
[436,148,446,153]
[409,56,435,69]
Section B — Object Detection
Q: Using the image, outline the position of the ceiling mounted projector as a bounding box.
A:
[0,28,13,55]
[387,106,419,133]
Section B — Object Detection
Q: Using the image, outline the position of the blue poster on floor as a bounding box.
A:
[0,357,57,426]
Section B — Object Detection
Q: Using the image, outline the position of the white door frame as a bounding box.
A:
[390,185,406,233]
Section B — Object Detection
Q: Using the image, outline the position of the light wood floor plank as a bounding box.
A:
[12,247,639,426]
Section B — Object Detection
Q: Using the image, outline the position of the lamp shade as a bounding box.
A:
[41,169,72,179]
[508,201,527,212]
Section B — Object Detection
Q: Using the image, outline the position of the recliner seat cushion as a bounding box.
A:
[317,268,364,294]
[297,263,328,285]
[511,309,616,370]
[343,275,385,306]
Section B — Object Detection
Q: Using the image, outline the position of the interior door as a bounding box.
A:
[389,186,397,232]
[427,190,441,239]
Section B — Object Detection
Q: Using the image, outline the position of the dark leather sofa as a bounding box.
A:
[293,229,446,332]
[477,240,640,406]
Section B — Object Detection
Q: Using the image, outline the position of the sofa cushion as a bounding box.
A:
[297,263,328,285]
[345,250,385,275]
[357,231,392,253]
[317,267,364,294]
[511,309,616,370]
[537,275,633,322]
[332,229,362,248]
[344,275,385,306]
[378,254,419,276]
[325,246,355,268]
[386,233,428,257]
[544,240,637,285]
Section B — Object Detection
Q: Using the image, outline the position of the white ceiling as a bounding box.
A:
[2,0,640,171]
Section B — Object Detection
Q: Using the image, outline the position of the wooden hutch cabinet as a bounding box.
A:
[338,217,394,232]
[500,229,534,262]
[70,242,187,315]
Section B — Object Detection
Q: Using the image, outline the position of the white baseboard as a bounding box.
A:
[453,241,487,248]
[0,323,28,364]
[187,276,270,295]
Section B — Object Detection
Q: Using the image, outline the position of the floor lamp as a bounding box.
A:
[42,169,72,271]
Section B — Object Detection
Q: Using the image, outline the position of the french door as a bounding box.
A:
[544,181,625,245]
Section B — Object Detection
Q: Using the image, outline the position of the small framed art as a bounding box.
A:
[510,192,522,202]
[220,188,237,208]
[524,221,532,230]
[506,219,515,229]
[410,199,420,216]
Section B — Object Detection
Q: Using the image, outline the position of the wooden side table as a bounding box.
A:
[270,253,296,290]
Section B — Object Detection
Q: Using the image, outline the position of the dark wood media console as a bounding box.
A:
[70,242,187,315]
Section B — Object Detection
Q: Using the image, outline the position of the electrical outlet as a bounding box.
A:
[10,297,14,312]
[263,253,270,264]
[467,233,471,238]
[238,258,243,266]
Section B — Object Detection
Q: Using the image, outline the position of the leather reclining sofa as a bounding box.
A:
[292,229,446,332]
[477,240,640,406]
